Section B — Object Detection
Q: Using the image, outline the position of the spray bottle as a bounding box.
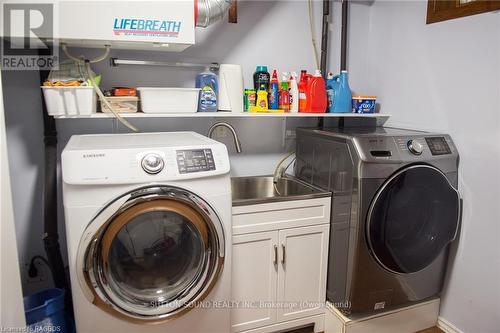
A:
[269,69,279,110]
[289,72,299,113]
[279,73,290,112]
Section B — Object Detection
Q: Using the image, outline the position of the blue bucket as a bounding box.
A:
[24,288,70,332]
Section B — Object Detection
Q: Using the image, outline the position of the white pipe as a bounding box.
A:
[196,0,233,28]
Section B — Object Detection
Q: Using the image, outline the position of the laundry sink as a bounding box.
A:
[231,176,330,206]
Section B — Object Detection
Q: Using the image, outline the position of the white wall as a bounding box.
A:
[0,72,26,329]
[357,1,500,332]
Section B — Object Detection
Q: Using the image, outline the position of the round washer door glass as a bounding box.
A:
[80,188,225,323]
[367,165,460,274]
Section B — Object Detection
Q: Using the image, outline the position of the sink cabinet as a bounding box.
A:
[231,197,331,333]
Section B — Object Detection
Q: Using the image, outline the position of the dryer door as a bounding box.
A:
[366,164,460,274]
[77,186,225,323]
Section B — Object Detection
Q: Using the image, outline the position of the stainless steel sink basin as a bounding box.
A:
[231,176,330,206]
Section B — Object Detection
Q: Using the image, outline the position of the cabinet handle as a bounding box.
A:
[281,244,286,264]
[273,245,278,265]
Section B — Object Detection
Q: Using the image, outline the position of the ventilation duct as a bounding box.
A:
[196,0,233,27]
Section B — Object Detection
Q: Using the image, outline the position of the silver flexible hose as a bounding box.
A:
[196,0,232,27]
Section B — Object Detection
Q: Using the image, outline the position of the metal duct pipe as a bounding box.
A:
[196,0,233,28]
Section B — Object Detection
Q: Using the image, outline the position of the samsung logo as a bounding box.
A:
[113,18,181,37]
[83,153,105,159]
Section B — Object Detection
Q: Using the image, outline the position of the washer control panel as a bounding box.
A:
[176,149,216,174]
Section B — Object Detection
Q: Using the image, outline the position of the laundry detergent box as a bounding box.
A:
[352,96,376,113]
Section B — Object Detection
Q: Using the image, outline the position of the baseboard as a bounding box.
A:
[437,317,464,333]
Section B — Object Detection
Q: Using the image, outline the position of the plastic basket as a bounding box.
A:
[41,86,96,116]
[24,288,68,332]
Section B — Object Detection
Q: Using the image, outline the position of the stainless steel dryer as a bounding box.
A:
[295,127,461,316]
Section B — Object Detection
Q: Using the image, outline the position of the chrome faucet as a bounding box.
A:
[207,122,242,153]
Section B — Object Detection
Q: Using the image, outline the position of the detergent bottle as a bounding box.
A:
[278,74,290,112]
[253,65,270,91]
[255,84,269,111]
[196,67,218,112]
[298,70,309,112]
[331,70,352,113]
[305,70,327,113]
[326,72,337,113]
[268,69,279,110]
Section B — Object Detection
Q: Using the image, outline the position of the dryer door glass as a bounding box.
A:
[367,165,460,274]
[80,187,225,323]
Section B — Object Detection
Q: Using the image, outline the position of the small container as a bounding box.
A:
[41,86,96,116]
[112,87,137,97]
[137,87,201,113]
[244,89,256,111]
[100,96,138,113]
[352,96,376,113]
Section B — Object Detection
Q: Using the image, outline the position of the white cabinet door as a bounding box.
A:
[231,231,279,332]
[277,224,329,323]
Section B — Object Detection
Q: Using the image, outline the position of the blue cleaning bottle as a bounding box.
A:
[268,69,280,110]
[196,67,218,112]
[331,70,352,113]
[326,72,337,113]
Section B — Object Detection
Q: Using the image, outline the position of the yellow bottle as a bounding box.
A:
[253,84,268,112]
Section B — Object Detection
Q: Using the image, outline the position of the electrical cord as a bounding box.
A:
[61,44,110,64]
[84,61,139,132]
[28,255,50,278]
[308,0,321,69]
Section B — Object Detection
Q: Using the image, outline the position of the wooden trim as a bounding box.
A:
[228,0,237,23]
[427,0,500,24]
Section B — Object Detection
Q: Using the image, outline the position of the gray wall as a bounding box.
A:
[354,1,500,332]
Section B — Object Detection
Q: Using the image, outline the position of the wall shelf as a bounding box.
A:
[53,112,389,119]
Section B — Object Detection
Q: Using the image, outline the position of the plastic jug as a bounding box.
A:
[326,72,337,113]
[330,70,352,113]
[196,68,218,112]
[304,70,327,113]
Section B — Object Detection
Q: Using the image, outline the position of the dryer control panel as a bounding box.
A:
[354,134,456,164]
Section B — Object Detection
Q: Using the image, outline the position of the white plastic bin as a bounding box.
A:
[137,87,200,113]
[41,86,96,116]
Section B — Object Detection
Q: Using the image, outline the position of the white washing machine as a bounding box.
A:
[61,132,232,333]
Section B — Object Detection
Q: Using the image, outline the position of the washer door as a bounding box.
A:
[77,186,225,323]
[366,165,460,274]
